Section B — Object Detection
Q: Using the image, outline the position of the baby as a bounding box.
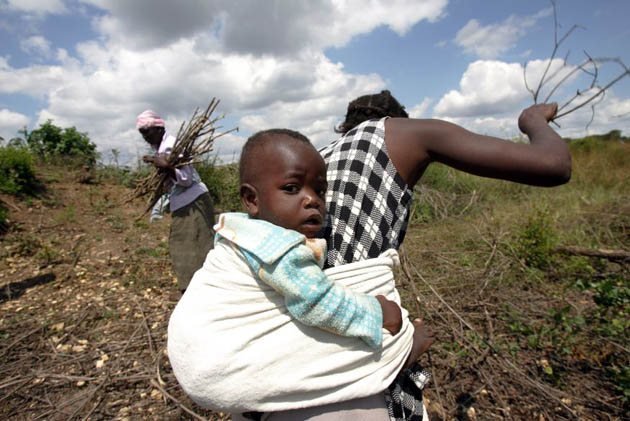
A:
[168,129,418,412]
[229,128,403,346]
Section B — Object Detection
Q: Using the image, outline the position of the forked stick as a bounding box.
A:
[523,0,630,128]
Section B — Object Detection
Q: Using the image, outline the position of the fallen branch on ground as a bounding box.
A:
[553,246,630,262]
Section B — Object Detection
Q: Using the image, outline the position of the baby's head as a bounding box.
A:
[239,129,327,238]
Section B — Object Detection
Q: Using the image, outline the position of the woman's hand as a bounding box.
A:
[518,102,558,134]
[403,319,435,369]
[142,155,170,169]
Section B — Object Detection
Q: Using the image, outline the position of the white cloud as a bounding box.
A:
[440,90,630,141]
[522,58,578,103]
[20,35,51,58]
[407,98,432,118]
[2,0,448,165]
[433,60,528,117]
[454,8,551,59]
[433,58,576,118]
[3,0,67,15]
[8,35,384,161]
[551,90,630,138]
[80,0,447,54]
[237,70,385,150]
[212,132,247,164]
[0,109,30,140]
[0,57,72,98]
[439,114,521,139]
[306,0,447,50]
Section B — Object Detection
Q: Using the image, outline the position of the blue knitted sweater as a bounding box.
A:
[214,213,384,348]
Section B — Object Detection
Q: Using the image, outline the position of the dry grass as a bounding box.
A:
[0,140,628,420]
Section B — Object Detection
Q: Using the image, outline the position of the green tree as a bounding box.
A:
[26,120,98,164]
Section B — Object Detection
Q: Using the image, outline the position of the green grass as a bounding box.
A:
[47,137,628,408]
[404,138,630,405]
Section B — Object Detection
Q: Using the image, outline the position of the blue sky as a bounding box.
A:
[1,0,629,166]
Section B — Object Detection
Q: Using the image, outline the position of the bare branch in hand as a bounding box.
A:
[524,0,630,127]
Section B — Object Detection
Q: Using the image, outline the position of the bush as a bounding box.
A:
[0,146,38,195]
[514,207,556,269]
[0,204,7,233]
[96,164,148,188]
[420,162,480,194]
[195,158,241,213]
[26,120,99,165]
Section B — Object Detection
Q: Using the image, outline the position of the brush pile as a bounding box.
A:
[129,98,237,216]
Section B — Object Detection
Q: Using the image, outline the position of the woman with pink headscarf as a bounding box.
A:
[136,109,215,296]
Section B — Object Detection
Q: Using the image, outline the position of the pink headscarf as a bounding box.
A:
[136,109,165,129]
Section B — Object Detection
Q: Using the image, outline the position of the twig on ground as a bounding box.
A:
[553,245,630,262]
[150,379,209,421]
[0,325,43,359]
[404,256,582,418]
[134,296,156,357]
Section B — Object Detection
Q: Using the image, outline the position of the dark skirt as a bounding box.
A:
[169,192,215,290]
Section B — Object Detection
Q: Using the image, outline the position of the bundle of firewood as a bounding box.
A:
[128,98,237,216]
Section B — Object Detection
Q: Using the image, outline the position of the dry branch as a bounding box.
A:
[524,0,630,127]
[553,245,630,262]
[127,98,238,216]
[150,379,210,421]
[400,248,583,418]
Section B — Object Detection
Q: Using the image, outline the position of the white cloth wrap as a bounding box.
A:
[167,241,413,412]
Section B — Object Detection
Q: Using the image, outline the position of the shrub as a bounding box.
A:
[196,158,241,213]
[0,204,7,233]
[0,146,38,195]
[26,120,99,165]
[514,207,557,269]
[420,162,480,194]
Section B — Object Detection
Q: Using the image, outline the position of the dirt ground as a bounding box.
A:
[0,166,627,420]
[0,167,223,420]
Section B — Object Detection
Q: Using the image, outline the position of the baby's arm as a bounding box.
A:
[375,295,402,335]
[248,244,402,349]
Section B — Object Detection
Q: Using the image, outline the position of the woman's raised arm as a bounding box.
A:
[385,103,572,188]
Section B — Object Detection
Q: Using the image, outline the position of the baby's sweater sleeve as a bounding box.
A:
[246,243,384,349]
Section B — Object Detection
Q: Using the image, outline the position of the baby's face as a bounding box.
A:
[254,137,327,238]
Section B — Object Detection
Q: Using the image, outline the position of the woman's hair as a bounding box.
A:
[239,128,311,183]
[335,90,409,134]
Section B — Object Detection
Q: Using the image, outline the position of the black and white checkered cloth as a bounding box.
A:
[385,362,431,421]
[319,118,413,269]
[320,118,429,420]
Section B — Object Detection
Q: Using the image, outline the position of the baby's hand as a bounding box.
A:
[375,295,402,335]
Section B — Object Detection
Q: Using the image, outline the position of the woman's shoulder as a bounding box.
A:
[319,118,387,156]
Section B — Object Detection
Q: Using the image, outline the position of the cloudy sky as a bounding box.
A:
[1,0,629,166]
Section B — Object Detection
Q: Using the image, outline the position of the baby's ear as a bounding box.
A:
[239,183,259,216]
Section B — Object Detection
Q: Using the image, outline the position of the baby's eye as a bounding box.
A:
[317,183,328,197]
[282,184,299,193]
